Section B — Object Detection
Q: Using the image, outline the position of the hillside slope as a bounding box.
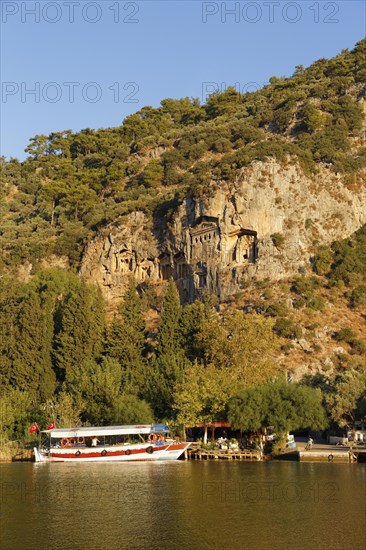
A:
[1,39,366,307]
[1,41,366,445]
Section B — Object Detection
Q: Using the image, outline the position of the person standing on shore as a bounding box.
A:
[306,436,313,450]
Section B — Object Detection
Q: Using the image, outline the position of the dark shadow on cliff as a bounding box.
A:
[152,192,198,304]
[152,194,181,245]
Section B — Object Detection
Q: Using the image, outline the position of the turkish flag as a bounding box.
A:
[29,422,39,434]
[46,422,55,430]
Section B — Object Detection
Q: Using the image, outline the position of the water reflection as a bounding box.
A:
[1,462,365,550]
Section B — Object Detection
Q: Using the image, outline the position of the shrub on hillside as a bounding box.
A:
[333,327,357,343]
[273,317,302,339]
[349,285,366,308]
[271,233,285,248]
[291,276,321,294]
[349,339,366,355]
[265,301,289,317]
[305,295,326,311]
[313,246,333,275]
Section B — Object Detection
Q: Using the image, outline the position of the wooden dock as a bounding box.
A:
[297,446,366,463]
[185,443,366,463]
[187,448,262,461]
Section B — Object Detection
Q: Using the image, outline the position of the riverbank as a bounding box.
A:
[276,441,366,463]
[0,442,33,463]
[2,440,366,464]
[187,440,366,463]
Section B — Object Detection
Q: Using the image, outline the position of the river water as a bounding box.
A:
[0,461,365,550]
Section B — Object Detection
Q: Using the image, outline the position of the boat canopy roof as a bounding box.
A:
[42,424,170,438]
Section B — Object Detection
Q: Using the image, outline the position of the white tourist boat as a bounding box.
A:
[34,424,190,462]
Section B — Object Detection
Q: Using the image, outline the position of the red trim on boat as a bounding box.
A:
[50,445,176,459]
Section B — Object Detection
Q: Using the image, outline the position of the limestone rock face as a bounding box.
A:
[79,160,366,306]
[80,211,161,303]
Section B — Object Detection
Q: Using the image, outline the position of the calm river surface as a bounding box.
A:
[0,461,365,550]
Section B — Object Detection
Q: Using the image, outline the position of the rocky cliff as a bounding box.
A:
[80,159,366,307]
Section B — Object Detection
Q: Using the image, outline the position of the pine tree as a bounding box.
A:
[180,296,217,362]
[156,278,183,355]
[106,277,147,396]
[119,277,146,332]
[53,280,105,382]
[150,279,190,418]
[74,357,123,425]
[11,288,56,400]
[0,279,23,392]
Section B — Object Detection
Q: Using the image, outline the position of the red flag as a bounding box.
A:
[46,422,55,430]
[29,422,39,434]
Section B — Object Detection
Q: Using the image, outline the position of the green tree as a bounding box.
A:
[323,370,366,427]
[313,246,333,275]
[205,87,242,118]
[155,279,183,355]
[0,389,34,444]
[106,278,148,395]
[69,357,123,425]
[173,362,230,436]
[302,104,327,133]
[38,179,67,226]
[41,392,84,429]
[3,286,56,401]
[150,279,189,418]
[228,381,327,435]
[66,356,154,426]
[332,227,366,284]
[228,385,267,433]
[54,282,105,381]
[142,160,164,188]
[60,180,98,222]
[0,279,22,393]
[112,394,154,424]
[180,297,216,362]
[196,311,279,387]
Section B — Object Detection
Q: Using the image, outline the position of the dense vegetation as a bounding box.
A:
[1,267,365,451]
[314,224,366,306]
[1,39,365,271]
[0,274,280,443]
[1,40,366,454]
[228,380,327,435]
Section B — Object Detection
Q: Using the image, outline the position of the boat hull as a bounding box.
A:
[34,443,190,463]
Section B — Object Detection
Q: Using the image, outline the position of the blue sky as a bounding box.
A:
[1,0,365,160]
